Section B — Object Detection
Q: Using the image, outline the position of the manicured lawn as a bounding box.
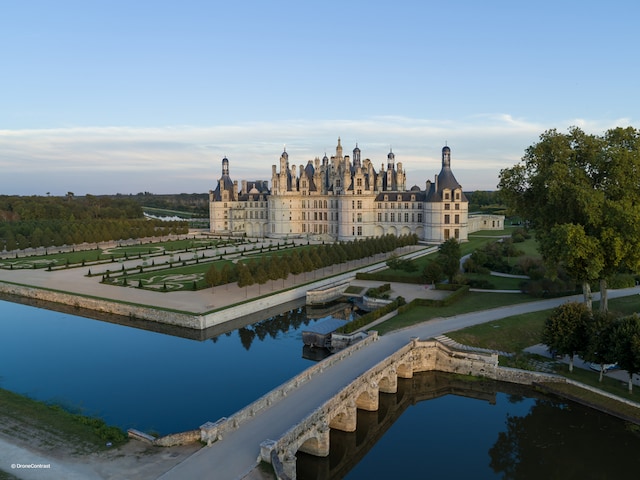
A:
[448,310,547,352]
[374,291,534,334]
[465,272,524,290]
[445,295,640,354]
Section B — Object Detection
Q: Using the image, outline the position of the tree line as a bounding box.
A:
[0,194,188,251]
[205,234,419,292]
[542,302,640,393]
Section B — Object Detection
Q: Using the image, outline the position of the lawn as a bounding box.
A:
[374,291,534,335]
[465,272,524,290]
[445,295,640,354]
[0,238,242,270]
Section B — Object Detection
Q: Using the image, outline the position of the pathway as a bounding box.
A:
[158,286,640,480]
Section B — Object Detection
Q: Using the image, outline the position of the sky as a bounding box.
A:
[1,0,638,196]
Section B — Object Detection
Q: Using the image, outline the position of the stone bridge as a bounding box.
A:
[260,339,520,479]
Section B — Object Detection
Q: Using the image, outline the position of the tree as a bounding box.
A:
[422,261,443,284]
[499,126,640,312]
[540,223,603,310]
[541,302,591,372]
[236,263,253,297]
[438,238,461,283]
[254,265,268,294]
[204,264,221,291]
[583,311,618,382]
[611,315,640,393]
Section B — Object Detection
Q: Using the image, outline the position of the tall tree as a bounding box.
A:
[499,126,640,311]
[583,311,618,382]
[611,315,640,393]
[541,302,591,372]
[437,238,461,283]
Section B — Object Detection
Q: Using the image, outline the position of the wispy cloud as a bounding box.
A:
[0,115,632,195]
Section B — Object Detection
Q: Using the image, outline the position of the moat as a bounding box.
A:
[2,298,640,478]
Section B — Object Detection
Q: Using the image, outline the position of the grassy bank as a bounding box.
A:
[439,295,640,420]
[0,388,128,454]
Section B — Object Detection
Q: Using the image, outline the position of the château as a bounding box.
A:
[209,139,503,242]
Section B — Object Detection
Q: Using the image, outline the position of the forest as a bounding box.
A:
[0,194,188,251]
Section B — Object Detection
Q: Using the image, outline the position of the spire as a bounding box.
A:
[442,145,451,168]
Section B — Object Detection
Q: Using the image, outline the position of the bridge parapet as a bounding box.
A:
[265,339,501,479]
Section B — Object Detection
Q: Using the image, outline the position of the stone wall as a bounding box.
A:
[200,332,379,445]
[0,282,205,328]
[306,282,350,305]
[153,429,201,447]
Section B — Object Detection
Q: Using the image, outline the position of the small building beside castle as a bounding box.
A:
[209,139,503,243]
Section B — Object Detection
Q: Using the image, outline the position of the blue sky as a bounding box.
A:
[1,0,638,195]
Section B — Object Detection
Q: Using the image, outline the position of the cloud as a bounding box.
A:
[0,115,633,195]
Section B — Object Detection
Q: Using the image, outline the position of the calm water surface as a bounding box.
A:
[299,372,640,479]
[0,298,340,434]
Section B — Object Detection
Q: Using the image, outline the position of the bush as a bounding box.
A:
[608,273,636,289]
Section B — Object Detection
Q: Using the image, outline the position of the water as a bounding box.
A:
[0,297,345,434]
[298,372,640,479]
[3,299,640,479]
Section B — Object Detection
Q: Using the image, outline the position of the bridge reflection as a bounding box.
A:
[296,372,535,480]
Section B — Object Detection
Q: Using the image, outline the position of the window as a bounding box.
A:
[391,213,395,222]
[454,214,459,224]
[314,212,318,220]
[352,200,355,209]
[357,226,363,236]
[356,178,362,187]
[444,192,450,200]
[385,213,388,222]
[417,213,423,222]
[454,229,459,239]
[397,195,402,201]
[378,202,382,209]
[455,203,459,210]
[302,212,306,220]
[357,213,362,223]
[324,200,327,208]
[404,213,409,222]
[357,200,362,209]
[455,192,460,200]
[444,214,450,224]
[324,212,327,221]
[404,203,409,210]
[357,189,362,195]
[444,203,450,210]
[444,229,450,240]
[378,213,382,222]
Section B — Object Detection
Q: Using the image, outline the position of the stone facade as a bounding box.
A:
[210,140,475,243]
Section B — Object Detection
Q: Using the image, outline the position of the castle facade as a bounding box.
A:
[209,139,501,242]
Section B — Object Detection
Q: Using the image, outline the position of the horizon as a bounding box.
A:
[1,1,637,196]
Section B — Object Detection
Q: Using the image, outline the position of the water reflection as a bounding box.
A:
[297,372,640,479]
